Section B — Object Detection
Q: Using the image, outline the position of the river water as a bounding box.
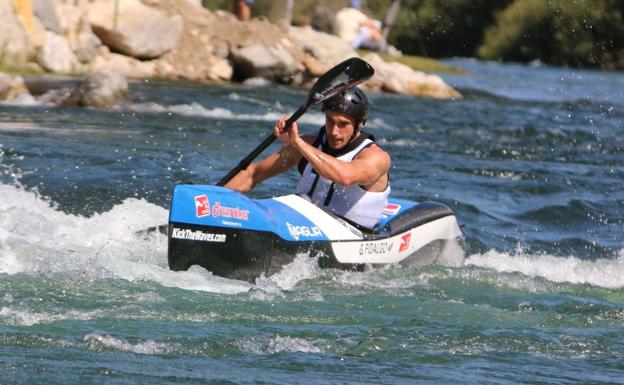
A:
[1,58,623,384]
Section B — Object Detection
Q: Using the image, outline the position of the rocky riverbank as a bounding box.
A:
[1,0,461,106]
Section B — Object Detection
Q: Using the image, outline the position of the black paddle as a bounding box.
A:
[216,56,374,187]
[139,57,374,236]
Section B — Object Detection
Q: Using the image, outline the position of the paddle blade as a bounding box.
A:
[306,57,374,108]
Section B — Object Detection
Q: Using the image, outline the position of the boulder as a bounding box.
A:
[71,24,102,64]
[12,0,45,47]
[37,31,81,73]
[0,72,29,101]
[62,69,128,107]
[288,26,356,67]
[0,0,38,66]
[91,49,157,78]
[205,57,234,81]
[88,0,183,59]
[363,53,462,99]
[32,0,101,64]
[231,44,298,82]
[32,0,62,34]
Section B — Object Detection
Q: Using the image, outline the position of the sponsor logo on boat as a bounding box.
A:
[384,203,401,216]
[359,241,392,256]
[399,232,411,252]
[195,195,211,217]
[171,227,227,243]
[286,222,322,240]
[194,195,250,220]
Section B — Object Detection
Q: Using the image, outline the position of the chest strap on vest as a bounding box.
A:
[323,182,336,206]
[307,169,320,197]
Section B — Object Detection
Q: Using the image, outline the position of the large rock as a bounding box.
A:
[32,0,62,33]
[0,72,29,101]
[288,26,356,67]
[363,53,461,99]
[91,49,157,78]
[70,24,102,64]
[37,31,81,73]
[0,0,38,66]
[88,0,183,59]
[33,0,101,64]
[62,69,127,107]
[206,57,234,81]
[231,44,298,82]
[12,0,45,47]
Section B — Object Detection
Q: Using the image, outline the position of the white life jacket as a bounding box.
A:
[296,130,390,229]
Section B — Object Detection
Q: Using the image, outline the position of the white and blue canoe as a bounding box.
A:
[167,184,463,282]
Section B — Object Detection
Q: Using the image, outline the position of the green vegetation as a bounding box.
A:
[479,0,624,69]
[202,0,624,69]
[358,51,464,73]
[384,0,512,58]
[0,61,43,76]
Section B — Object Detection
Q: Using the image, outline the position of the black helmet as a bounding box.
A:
[322,86,369,127]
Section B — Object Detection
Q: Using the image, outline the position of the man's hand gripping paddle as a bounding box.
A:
[216,57,374,186]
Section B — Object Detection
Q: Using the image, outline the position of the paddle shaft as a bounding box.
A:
[216,105,306,187]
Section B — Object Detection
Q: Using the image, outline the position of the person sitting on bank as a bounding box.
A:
[232,0,253,21]
[225,87,391,229]
[333,0,387,52]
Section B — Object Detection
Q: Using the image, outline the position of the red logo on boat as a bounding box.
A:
[384,203,401,216]
[211,201,249,220]
[195,195,211,217]
[399,232,411,252]
[194,195,250,221]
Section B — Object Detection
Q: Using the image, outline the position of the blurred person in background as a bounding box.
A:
[333,0,387,52]
[232,0,253,21]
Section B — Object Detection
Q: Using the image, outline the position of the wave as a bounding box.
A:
[122,102,394,131]
[124,101,326,126]
[0,182,251,294]
[466,249,624,289]
[84,333,180,355]
[2,182,621,294]
[238,335,322,354]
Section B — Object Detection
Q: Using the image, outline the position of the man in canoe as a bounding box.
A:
[225,87,391,229]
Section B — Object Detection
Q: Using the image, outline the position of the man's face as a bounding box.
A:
[325,111,357,149]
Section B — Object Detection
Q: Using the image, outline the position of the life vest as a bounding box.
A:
[296,129,390,229]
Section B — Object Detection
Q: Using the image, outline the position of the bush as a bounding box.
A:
[387,0,511,57]
[478,0,624,69]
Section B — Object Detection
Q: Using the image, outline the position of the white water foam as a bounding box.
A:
[125,101,326,127]
[265,253,321,291]
[124,102,393,131]
[0,182,250,294]
[466,249,624,289]
[377,138,420,147]
[238,335,322,354]
[0,306,103,326]
[84,333,180,355]
[5,180,619,292]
